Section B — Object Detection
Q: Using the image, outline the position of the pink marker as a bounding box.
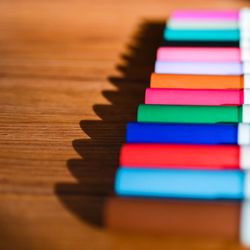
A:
[171,10,239,20]
[157,47,241,62]
[145,88,250,106]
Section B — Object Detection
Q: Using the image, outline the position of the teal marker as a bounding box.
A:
[137,104,250,124]
[164,28,240,41]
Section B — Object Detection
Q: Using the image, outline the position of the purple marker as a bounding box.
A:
[154,61,250,75]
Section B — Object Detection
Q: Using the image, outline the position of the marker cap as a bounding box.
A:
[241,48,250,61]
[244,89,250,104]
[240,146,250,169]
[242,105,250,123]
[240,38,250,48]
[240,8,250,37]
[238,124,250,145]
[243,62,250,74]
[240,7,250,17]
[245,172,250,199]
[240,200,250,247]
[241,172,250,247]
[155,61,243,75]
[244,75,250,88]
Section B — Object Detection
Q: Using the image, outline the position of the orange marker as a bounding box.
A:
[105,197,250,246]
[150,73,249,89]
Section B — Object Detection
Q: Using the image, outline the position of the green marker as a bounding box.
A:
[164,28,240,41]
[137,104,250,124]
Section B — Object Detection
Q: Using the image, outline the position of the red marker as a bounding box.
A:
[120,144,250,170]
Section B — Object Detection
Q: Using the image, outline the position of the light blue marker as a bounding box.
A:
[115,168,250,200]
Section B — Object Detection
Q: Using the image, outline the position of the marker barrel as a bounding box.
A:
[163,40,240,47]
[164,29,240,42]
[157,47,239,62]
[120,144,250,169]
[157,47,250,62]
[155,61,245,75]
[150,73,247,89]
[145,88,250,106]
[137,104,250,123]
[167,19,239,30]
[106,198,243,241]
[126,122,250,145]
[106,197,250,246]
[115,168,250,200]
[171,10,240,20]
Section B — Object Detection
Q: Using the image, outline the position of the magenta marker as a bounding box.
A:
[154,61,250,75]
[171,10,239,20]
[145,88,250,106]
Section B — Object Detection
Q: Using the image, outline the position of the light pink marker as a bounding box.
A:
[171,10,239,20]
[145,88,250,106]
[157,47,241,62]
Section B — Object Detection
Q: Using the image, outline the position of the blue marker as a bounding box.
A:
[115,168,250,200]
[126,122,250,145]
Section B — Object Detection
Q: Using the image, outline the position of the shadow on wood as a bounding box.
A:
[54,20,165,227]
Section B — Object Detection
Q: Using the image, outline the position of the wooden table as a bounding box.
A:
[0,1,248,249]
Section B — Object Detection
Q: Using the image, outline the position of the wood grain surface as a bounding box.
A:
[0,1,249,249]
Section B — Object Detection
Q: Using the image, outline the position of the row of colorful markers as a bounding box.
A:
[105,9,250,246]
